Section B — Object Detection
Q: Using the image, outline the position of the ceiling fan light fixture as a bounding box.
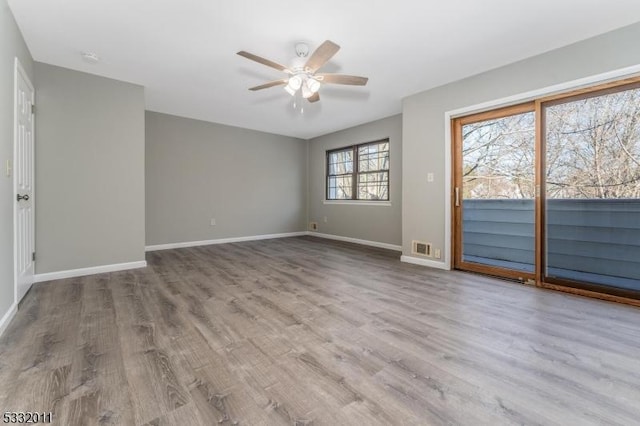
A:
[301,83,313,99]
[284,84,297,96]
[287,75,302,90]
[307,78,321,93]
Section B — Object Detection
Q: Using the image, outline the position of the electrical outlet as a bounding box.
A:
[427,172,434,182]
[434,248,441,259]
[5,160,12,177]
[309,222,318,231]
[210,218,216,226]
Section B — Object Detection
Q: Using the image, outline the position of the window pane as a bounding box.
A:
[358,172,389,200]
[545,86,640,291]
[329,161,353,175]
[328,149,353,175]
[462,113,535,199]
[328,175,353,199]
[461,110,536,272]
[358,142,389,172]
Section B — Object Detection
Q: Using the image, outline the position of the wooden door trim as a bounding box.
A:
[538,75,640,105]
[534,99,544,286]
[539,280,640,307]
[456,102,535,125]
[452,101,536,279]
[457,261,535,282]
[452,118,462,270]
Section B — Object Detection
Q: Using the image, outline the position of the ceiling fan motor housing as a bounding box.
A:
[295,42,309,58]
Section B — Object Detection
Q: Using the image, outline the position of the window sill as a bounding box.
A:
[323,200,392,206]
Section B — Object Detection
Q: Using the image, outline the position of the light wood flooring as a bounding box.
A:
[2,236,640,425]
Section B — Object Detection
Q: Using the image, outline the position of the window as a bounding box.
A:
[326,139,389,201]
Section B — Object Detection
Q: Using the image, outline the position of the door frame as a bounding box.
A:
[447,70,640,306]
[14,57,35,305]
[452,102,537,282]
[536,78,640,302]
[444,65,640,274]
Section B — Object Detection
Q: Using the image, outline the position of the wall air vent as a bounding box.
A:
[412,240,432,257]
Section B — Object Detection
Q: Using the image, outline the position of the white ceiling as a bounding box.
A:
[8,0,640,139]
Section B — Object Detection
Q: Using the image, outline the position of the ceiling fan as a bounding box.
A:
[237,40,368,103]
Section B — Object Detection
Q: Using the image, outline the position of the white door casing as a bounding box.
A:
[14,58,35,304]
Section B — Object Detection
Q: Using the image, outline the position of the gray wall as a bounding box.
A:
[145,111,307,246]
[402,22,640,266]
[34,63,146,273]
[307,114,402,246]
[0,0,33,318]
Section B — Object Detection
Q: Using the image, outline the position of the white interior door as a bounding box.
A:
[14,58,35,304]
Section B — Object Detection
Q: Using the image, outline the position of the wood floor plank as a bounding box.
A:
[2,236,640,425]
[0,285,47,402]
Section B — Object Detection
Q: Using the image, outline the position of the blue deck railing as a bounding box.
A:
[462,199,640,291]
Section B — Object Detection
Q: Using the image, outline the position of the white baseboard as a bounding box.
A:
[401,255,450,270]
[0,303,18,338]
[308,232,402,252]
[34,260,147,283]
[145,231,308,252]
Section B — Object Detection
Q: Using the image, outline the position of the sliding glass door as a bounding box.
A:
[542,82,640,297]
[453,77,640,302]
[453,103,536,281]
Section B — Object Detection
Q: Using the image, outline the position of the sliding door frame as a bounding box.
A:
[537,78,640,305]
[452,102,536,282]
[452,75,640,307]
[535,99,544,286]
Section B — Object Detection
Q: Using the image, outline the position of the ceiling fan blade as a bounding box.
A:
[307,92,320,103]
[237,51,291,74]
[249,79,288,91]
[316,74,369,86]
[305,40,340,73]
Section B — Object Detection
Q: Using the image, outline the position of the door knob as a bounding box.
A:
[17,194,29,201]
